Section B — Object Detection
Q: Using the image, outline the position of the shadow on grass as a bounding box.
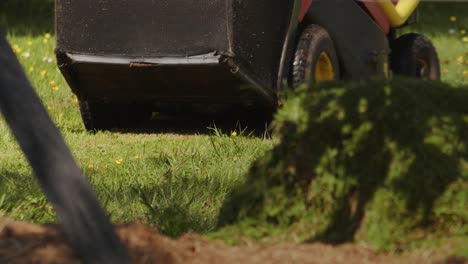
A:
[0,0,54,35]
[0,168,56,223]
[218,78,468,247]
[103,111,272,138]
[309,79,467,244]
[133,174,229,238]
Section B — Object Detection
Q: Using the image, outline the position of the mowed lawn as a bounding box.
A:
[0,2,467,239]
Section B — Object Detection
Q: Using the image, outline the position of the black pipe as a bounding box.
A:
[0,33,129,264]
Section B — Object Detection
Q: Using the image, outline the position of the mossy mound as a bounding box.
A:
[218,78,468,253]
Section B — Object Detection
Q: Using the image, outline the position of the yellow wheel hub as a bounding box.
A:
[314,51,335,82]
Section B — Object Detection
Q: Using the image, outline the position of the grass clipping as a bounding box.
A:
[219,78,468,251]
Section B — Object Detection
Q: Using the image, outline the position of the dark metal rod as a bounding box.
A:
[0,34,129,264]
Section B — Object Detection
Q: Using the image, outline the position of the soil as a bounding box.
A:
[0,218,465,264]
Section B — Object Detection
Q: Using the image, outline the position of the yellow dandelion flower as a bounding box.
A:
[450,16,457,22]
[44,33,51,39]
[47,105,51,110]
[133,155,140,160]
[43,38,49,44]
[28,67,34,73]
[52,85,59,92]
[462,36,468,43]
[40,70,47,77]
[461,29,466,35]
[12,45,22,54]
[231,131,238,137]
[72,96,78,103]
[115,158,124,165]
[87,164,94,170]
[27,41,33,46]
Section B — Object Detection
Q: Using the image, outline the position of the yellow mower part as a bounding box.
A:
[314,52,335,82]
[378,0,420,27]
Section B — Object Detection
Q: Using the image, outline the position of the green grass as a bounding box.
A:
[214,79,468,255]
[0,1,467,256]
[0,128,273,236]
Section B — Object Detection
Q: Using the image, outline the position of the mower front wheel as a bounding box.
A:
[292,24,340,87]
[391,33,440,80]
[79,100,152,131]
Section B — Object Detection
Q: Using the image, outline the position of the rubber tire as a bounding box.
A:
[292,24,340,87]
[79,101,152,131]
[391,33,441,80]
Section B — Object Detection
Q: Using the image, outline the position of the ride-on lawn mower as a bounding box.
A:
[55,0,440,131]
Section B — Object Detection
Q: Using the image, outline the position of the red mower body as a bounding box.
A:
[299,0,313,22]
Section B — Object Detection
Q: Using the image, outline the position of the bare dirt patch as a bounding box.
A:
[0,218,462,264]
